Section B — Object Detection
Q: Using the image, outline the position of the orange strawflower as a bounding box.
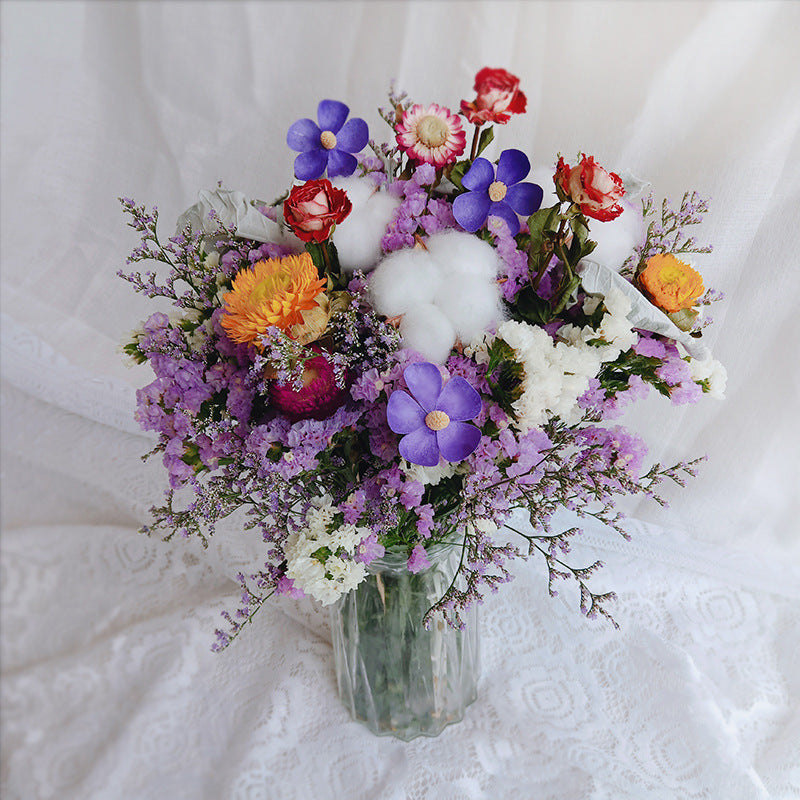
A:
[639,253,705,313]
[220,253,327,345]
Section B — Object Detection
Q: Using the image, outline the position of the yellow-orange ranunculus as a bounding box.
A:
[639,253,705,313]
[220,253,327,345]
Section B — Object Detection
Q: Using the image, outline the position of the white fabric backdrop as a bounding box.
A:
[2,1,799,798]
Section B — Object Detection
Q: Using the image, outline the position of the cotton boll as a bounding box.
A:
[584,199,645,272]
[399,304,456,364]
[333,191,401,273]
[424,230,502,280]
[434,274,502,342]
[330,175,377,209]
[330,177,401,273]
[368,249,444,317]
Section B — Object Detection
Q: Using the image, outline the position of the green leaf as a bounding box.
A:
[566,216,597,264]
[527,203,561,243]
[550,272,582,317]
[448,160,470,192]
[305,241,326,276]
[476,126,495,157]
[525,203,561,277]
[511,285,553,326]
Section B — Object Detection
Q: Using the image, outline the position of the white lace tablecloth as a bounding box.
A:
[2,1,799,798]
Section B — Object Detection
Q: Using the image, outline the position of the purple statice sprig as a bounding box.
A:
[505,523,619,627]
[119,197,234,312]
[620,190,713,279]
[418,411,705,629]
[378,81,413,133]
[381,165,458,252]
[328,273,401,375]
[212,567,278,652]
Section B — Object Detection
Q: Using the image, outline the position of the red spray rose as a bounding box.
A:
[554,155,626,222]
[460,67,527,126]
[283,179,352,243]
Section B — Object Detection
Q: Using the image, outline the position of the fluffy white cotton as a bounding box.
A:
[434,274,501,342]
[331,177,401,273]
[369,248,444,318]
[330,175,376,208]
[368,230,505,363]
[584,199,646,273]
[423,229,501,280]
[399,304,456,363]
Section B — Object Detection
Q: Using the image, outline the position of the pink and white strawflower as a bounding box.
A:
[395,103,466,167]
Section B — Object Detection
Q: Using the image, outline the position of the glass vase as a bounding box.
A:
[329,543,480,741]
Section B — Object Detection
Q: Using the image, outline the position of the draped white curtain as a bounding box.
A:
[2,2,799,798]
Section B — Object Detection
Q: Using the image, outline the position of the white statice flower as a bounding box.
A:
[688,356,728,399]
[369,230,503,363]
[400,458,457,487]
[283,496,369,606]
[497,320,603,430]
[559,288,638,363]
[305,494,337,537]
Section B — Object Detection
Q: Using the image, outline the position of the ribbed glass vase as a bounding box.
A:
[329,542,480,741]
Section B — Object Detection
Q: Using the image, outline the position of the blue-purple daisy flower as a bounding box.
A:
[452,148,543,236]
[286,100,369,181]
[387,362,482,467]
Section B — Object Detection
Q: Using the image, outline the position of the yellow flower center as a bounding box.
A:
[639,253,705,313]
[320,130,337,150]
[488,181,507,202]
[416,115,449,147]
[425,410,450,431]
[249,271,293,306]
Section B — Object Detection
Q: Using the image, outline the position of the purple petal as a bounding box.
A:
[294,150,329,180]
[317,99,349,133]
[453,190,490,233]
[487,201,521,237]
[496,148,530,186]
[436,376,482,421]
[326,149,358,178]
[461,158,495,192]
[335,117,369,153]
[505,182,544,216]
[287,118,322,153]
[403,362,442,413]
[386,390,426,434]
[399,426,440,467]
[436,421,481,463]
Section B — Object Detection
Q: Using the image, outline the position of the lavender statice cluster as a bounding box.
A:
[381,164,458,252]
[621,190,714,279]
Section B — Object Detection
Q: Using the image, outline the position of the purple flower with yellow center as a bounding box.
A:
[286,100,369,181]
[452,148,543,236]
[387,362,482,467]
